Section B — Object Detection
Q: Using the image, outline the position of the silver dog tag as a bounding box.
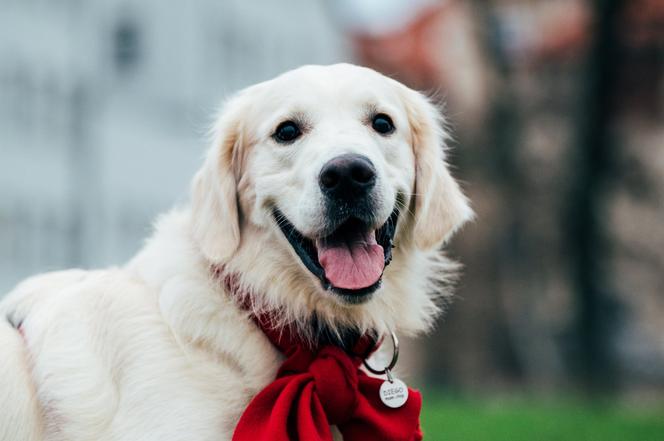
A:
[379,371,409,408]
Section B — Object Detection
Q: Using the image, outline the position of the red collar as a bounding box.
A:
[215,267,424,441]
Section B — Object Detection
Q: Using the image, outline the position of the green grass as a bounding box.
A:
[421,395,664,441]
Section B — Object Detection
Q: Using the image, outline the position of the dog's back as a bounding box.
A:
[1,317,43,440]
[0,269,245,440]
[1,270,88,440]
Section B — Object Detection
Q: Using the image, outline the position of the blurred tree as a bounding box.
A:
[564,0,624,393]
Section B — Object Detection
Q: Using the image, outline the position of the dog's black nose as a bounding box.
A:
[319,154,376,200]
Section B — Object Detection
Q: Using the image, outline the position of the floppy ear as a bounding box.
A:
[190,96,246,263]
[402,88,474,249]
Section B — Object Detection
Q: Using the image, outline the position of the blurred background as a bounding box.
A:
[1,0,663,438]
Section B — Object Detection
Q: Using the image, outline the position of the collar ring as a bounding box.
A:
[363,331,399,375]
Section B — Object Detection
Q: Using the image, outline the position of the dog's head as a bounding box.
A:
[191,64,472,336]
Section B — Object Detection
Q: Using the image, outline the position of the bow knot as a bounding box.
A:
[231,324,423,441]
[309,346,359,425]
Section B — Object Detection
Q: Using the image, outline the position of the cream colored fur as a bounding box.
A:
[0,64,472,441]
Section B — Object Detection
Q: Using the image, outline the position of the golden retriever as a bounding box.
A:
[0,64,472,440]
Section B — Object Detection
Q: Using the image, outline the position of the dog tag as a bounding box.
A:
[379,375,409,408]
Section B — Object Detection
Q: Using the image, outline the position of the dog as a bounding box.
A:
[0,64,472,441]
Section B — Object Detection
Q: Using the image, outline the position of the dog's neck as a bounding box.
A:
[212,264,378,352]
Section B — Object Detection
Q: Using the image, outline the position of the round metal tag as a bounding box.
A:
[379,377,409,408]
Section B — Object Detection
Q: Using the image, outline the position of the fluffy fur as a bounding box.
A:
[0,64,472,441]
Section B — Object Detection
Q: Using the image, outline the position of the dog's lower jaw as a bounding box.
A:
[326,279,382,305]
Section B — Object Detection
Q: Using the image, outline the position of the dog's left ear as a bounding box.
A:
[190,94,247,264]
[401,87,474,249]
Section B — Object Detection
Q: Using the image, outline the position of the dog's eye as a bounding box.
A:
[273,121,302,143]
[371,113,395,135]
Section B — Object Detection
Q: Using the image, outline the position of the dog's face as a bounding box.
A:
[246,67,417,304]
[191,64,472,332]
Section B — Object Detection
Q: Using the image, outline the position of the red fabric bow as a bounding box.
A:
[231,316,423,441]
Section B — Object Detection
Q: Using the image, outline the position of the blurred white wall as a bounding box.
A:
[0,0,348,294]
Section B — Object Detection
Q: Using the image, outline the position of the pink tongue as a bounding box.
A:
[316,231,385,290]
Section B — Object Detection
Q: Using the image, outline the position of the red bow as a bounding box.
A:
[231,315,423,441]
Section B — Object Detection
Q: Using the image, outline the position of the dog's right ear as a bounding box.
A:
[190,95,246,264]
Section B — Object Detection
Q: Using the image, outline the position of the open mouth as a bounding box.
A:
[274,208,398,303]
